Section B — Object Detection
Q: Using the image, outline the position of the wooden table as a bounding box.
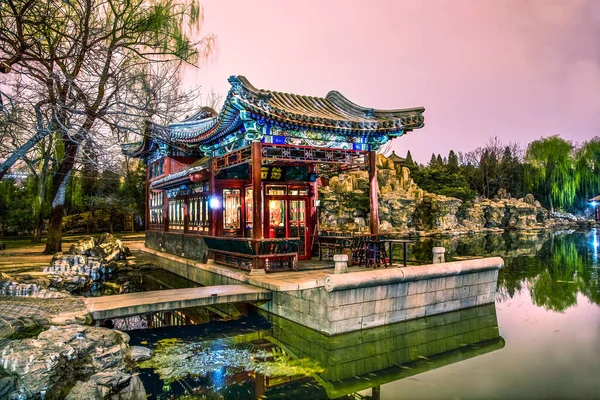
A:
[372,239,415,267]
[314,236,353,260]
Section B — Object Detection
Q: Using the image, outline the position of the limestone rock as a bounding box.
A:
[0,325,130,399]
[319,157,552,235]
[127,346,153,362]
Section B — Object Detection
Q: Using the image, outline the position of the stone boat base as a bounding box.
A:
[139,246,503,336]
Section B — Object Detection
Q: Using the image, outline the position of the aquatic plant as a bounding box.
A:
[138,338,323,383]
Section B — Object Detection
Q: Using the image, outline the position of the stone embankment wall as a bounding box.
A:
[262,258,502,335]
[319,155,590,235]
[142,248,503,335]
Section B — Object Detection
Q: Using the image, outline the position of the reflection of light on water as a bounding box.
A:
[591,229,598,264]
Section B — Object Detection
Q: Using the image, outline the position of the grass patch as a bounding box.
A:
[7,324,48,340]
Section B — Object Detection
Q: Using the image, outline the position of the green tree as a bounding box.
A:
[0,0,214,253]
[575,137,600,210]
[405,150,415,166]
[525,136,577,212]
[428,153,437,167]
[447,150,459,173]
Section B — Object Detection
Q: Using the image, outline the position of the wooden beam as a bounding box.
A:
[369,150,379,235]
[252,141,263,240]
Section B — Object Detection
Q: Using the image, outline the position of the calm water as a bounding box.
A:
[125,229,600,399]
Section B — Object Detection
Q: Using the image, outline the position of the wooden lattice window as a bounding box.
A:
[149,191,164,230]
[187,195,209,233]
[168,198,185,230]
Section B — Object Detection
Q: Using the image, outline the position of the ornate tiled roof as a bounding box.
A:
[122,76,425,157]
[150,163,208,189]
[231,75,424,134]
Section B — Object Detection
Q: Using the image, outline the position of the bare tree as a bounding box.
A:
[0,0,215,252]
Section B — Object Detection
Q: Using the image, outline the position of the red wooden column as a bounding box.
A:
[209,159,217,236]
[251,141,263,240]
[368,150,379,235]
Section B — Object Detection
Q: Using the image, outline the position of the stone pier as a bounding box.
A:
[138,246,503,336]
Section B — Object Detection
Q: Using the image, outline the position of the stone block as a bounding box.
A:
[427,278,446,292]
[386,309,408,324]
[327,288,364,307]
[425,303,444,316]
[396,296,407,310]
[476,293,496,305]
[435,289,453,303]
[469,283,489,297]
[453,287,470,300]
[327,301,376,322]
[301,288,323,304]
[309,301,328,319]
[361,313,386,329]
[375,298,397,314]
[406,306,426,320]
[444,275,463,289]
[362,286,389,302]
[443,300,461,312]
[407,281,428,295]
[460,296,477,309]
[330,317,363,335]
[461,273,478,286]
[387,283,408,298]
[405,293,428,309]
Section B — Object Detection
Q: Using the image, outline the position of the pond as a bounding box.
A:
[123,229,600,399]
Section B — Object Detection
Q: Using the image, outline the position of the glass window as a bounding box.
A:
[168,198,185,230]
[266,185,286,195]
[149,191,164,229]
[245,188,253,224]
[223,189,241,230]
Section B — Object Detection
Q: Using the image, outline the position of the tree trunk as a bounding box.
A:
[44,169,72,253]
[44,140,78,254]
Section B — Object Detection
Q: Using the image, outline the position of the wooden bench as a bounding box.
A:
[203,236,298,273]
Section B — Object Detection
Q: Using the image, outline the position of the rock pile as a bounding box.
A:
[0,325,147,399]
[319,155,593,236]
[45,233,128,281]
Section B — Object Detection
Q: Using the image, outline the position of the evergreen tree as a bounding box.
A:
[429,153,437,167]
[447,150,459,172]
[436,154,443,166]
[405,150,415,166]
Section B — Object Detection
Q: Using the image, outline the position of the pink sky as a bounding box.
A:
[184,0,600,163]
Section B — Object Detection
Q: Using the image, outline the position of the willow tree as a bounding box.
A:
[575,137,600,203]
[525,136,578,212]
[0,0,214,252]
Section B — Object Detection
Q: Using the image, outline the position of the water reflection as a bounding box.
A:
[411,229,600,312]
[267,304,503,399]
[130,304,503,399]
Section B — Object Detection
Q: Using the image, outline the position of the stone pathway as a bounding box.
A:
[83,284,272,320]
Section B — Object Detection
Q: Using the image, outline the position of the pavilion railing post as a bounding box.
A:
[368,150,380,235]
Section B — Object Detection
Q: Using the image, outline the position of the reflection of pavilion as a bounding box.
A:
[267,303,504,399]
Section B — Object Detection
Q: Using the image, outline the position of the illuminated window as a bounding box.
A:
[266,185,286,195]
[168,198,185,230]
[245,188,253,224]
[223,189,241,230]
[149,192,164,229]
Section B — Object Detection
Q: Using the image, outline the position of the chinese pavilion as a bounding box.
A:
[122,76,425,273]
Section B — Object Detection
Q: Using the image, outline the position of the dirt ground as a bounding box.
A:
[0,233,146,338]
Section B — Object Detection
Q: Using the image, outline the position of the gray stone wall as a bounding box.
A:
[260,268,498,335]
[145,231,208,262]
